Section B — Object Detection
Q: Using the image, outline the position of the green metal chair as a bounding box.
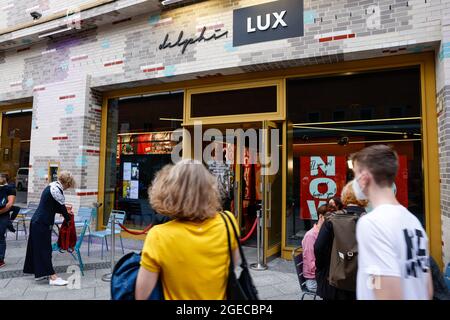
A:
[71,220,89,276]
[52,219,89,276]
[88,210,125,260]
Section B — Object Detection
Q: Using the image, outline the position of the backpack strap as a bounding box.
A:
[221,211,248,269]
[219,212,234,271]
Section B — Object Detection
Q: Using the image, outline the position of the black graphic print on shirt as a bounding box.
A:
[403,228,429,278]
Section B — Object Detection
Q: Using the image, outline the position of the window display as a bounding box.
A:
[0,110,32,203]
[286,67,424,246]
[103,92,183,229]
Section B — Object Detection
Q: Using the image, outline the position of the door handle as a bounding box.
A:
[234,181,239,217]
[265,183,271,228]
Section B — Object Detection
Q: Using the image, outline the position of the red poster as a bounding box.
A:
[395,155,408,207]
[136,134,153,154]
[300,156,347,220]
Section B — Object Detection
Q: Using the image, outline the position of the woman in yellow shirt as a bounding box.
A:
[135,159,240,300]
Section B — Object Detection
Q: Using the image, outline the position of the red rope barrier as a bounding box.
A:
[118,223,153,235]
[240,218,258,243]
[117,216,258,241]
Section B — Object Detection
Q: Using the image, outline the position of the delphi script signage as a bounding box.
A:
[159,27,228,55]
[159,0,304,54]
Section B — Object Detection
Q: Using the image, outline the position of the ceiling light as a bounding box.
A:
[159,118,183,122]
[161,0,184,5]
[347,160,354,169]
[38,27,72,38]
[4,108,33,115]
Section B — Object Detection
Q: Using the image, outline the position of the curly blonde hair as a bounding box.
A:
[341,181,368,208]
[58,171,76,189]
[148,159,221,221]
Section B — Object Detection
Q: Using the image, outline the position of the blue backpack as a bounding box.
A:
[0,186,8,209]
[111,251,164,300]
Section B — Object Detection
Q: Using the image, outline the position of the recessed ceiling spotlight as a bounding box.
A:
[338,136,349,146]
[161,0,184,5]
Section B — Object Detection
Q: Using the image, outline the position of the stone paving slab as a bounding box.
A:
[0,278,11,289]
[257,285,285,299]
[95,285,111,299]
[47,287,96,300]
[2,292,49,300]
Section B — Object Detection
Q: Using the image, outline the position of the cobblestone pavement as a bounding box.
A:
[0,229,315,300]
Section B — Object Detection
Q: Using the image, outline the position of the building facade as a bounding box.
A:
[0,0,449,265]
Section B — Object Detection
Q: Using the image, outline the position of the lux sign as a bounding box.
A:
[247,10,287,33]
[233,0,304,47]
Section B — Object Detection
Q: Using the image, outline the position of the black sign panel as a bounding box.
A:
[233,0,304,47]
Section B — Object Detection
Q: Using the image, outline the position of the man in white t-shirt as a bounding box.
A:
[351,145,433,300]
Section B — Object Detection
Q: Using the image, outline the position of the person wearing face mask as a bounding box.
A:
[351,145,433,300]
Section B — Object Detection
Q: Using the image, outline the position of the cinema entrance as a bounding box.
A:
[98,53,441,265]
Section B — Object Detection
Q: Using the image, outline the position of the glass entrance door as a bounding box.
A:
[200,123,262,246]
[262,121,282,260]
[198,121,282,260]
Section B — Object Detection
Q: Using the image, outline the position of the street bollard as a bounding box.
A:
[250,208,268,271]
[102,212,116,282]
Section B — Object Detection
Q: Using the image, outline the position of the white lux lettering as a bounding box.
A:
[247,10,288,33]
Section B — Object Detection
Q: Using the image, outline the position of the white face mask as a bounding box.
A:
[352,176,368,201]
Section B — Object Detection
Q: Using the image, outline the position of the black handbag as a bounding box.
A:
[219,211,259,300]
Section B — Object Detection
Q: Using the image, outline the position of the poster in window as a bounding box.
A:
[129,163,139,200]
[122,180,130,199]
[131,163,139,180]
[299,154,408,220]
[130,180,139,199]
[136,134,153,154]
[120,135,135,155]
[123,162,131,181]
[300,156,347,220]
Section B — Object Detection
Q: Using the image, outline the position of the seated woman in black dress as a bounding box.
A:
[23,171,75,286]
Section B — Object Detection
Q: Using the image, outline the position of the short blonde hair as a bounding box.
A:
[149,159,221,221]
[58,171,76,189]
[341,181,368,208]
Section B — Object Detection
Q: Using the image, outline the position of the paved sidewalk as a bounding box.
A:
[0,229,314,300]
